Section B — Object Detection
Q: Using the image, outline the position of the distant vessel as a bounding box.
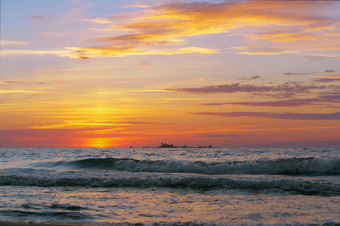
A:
[158,143,213,148]
[198,145,213,148]
[159,143,174,148]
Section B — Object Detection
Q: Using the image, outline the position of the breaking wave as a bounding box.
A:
[34,157,340,175]
[0,174,339,196]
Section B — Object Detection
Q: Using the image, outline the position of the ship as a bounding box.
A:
[158,143,175,148]
[158,143,214,148]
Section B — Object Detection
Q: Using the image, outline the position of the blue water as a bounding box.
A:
[0,147,339,225]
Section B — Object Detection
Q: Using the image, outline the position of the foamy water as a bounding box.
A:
[0,147,339,225]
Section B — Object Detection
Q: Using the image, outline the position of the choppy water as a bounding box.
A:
[0,147,339,225]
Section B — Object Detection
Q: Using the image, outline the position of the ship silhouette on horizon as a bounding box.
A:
[158,143,213,148]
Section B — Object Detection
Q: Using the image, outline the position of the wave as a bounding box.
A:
[34,157,340,176]
[0,209,90,220]
[0,174,339,196]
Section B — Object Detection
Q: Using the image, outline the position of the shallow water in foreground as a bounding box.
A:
[0,147,339,225]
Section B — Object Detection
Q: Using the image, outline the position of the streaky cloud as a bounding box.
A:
[166,82,325,94]
[283,70,337,76]
[191,112,340,120]
[200,92,340,107]
[313,78,340,83]
[4,81,25,84]
[1,40,28,46]
[30,15,48,20]
[121,4,150,9]
[82,18,114,24]
[201,99,314,107]
[239,75,261,80]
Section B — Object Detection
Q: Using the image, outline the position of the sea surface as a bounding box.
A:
[0,147,339,225]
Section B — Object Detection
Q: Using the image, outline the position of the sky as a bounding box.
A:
[1,0,340,148]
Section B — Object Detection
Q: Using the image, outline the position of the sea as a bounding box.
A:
[0,147,339,225]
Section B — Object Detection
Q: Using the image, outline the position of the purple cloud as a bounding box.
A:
[167,82,324,95]
[239,75,261,80]
[191,112,340,120]
[283,70,336,76]
[313,78,340,83]
[201,99,314,107]
[283,72,313,76]
[201,93,340,107]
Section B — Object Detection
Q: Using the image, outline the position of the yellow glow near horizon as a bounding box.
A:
[81,137,120,148]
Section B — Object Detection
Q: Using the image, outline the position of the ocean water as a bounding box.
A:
[0,147,339,225]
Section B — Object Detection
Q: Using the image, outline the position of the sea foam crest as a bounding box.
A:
[36,157,340,175]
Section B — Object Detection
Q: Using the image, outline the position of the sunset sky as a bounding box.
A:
[1,0,340,148]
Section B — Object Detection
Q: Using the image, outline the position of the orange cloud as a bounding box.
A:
[312,75,340,79]
[66,0,338,58]
[0,90,49,94]
[30,15,48,20]
[29,119,154,129]
[65,46,216,59]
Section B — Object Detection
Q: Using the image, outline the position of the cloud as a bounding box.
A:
[312,74,340,83]
[66,0,339,58]
[29,119,158,129]
[313,78,340,83]
[4,81,25,84]
[240,22,340,54]
[191,112,340,120]
[201,99,314,107]
[238,19,340,55]
[1,40,29,46]
[200,91,340,107]
[65,46,216,59]
[83,18,115,24]
[313,75,340,79]
[201,97,340,107]
[166,82,324,95]
[4,1,339,59]
[1,49,70,57]
[239,75,261,80]
[283,72,315,76]
[234,46,298,55]
[304,55,340,61]
[283,70,337,76]
[319,92,340,102]
[30,15,48,20]
[0,90,49,94]
[121,4,150,8]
